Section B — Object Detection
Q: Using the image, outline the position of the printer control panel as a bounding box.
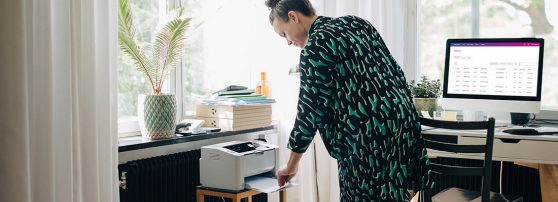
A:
[224,142,257,153]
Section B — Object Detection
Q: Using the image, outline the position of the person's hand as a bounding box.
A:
[277,151,303,186]
[277,165,298,186]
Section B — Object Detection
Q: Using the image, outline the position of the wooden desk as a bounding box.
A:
[422,127,558,201]
[196,186,287,202]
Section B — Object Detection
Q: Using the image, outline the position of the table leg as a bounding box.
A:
[280,190,286,202]
[196,189,204,202]
[539,164,558,202]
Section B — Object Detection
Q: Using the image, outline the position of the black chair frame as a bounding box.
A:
[418,117,496,202]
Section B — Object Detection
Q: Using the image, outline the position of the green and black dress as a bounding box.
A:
[288,16,432,201]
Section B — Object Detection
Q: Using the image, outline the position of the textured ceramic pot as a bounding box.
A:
[138,94,176,139]
[413,98,437,116]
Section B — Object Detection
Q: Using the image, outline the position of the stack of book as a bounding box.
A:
[200,88,276,106]
[196,86,274,131]
[196,104,272,131]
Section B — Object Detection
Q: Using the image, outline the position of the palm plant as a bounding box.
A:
[118,0,190,94]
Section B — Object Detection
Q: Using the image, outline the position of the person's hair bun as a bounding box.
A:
[265,0,281,9]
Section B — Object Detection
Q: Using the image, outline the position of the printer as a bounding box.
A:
[200,140,279,191]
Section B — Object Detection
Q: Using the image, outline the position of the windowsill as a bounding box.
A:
[118,126,275,152]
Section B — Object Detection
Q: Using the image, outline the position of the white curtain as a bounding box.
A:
[0,0,118,201]
[312,0,419,80]
[275,1,417,202]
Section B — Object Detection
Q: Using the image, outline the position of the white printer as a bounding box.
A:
[200,140,279,191]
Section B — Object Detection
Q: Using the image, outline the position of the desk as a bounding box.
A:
[422,128,558,201]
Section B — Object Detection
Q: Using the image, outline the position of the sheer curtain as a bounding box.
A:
[0,0,118,201]
[276,1,418,202]
[312,0,419,79]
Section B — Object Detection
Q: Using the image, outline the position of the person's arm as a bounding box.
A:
[277,151,303,186]
[286,32,339,153]
[277,31,339,185]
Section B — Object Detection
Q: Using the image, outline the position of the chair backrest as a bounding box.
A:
[419,117,495,202]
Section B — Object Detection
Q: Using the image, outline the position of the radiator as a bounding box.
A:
[430,157,541,202]
[118,149,268,202]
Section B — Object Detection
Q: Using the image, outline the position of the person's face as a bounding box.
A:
[272,11,308,48]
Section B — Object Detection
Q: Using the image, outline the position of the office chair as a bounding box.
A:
[418,117,522,202]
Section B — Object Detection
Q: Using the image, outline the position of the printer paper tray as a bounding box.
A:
[244,176,294,193]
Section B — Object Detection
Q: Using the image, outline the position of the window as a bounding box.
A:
[179,0,300,118]
[420,0,558,110]
[118,0,300,135]
[118,0,162,134]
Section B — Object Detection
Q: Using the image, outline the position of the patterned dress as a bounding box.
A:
[287,16,432,201]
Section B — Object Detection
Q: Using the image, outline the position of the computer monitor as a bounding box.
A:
[441,38,544,113]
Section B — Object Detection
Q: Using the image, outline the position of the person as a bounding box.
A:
[265,0,432,201]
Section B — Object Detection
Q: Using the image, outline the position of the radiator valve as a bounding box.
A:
[119,171,127,190]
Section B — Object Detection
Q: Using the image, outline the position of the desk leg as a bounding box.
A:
[539,164,558,202]
[280,190,286,202]
[247,196,252,202]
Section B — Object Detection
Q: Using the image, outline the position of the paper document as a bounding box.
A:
[244,176,295,193]
[420,111,432,119]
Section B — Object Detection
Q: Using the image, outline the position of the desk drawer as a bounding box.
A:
[460,136,558,162]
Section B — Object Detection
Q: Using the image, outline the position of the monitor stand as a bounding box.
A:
[462,111,511,127]
[462,111,485,122]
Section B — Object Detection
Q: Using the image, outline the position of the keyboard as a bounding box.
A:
[535,127,558,134]
[502,126,558,135]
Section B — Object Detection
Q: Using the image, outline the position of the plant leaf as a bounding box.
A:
[152,8,191,90]
[118,0,156,92]
[118,0,135,40]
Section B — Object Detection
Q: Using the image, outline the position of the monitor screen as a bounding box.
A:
[443,38,544,101]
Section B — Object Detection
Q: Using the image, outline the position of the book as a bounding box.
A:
[198,118,272,131]
[216,89,255,96]
[196,104,272,131]
[220,94,259,98]
[196,105,271,120]
[198,115,271,127]
[196,104,271,119]
[200,98,276,106]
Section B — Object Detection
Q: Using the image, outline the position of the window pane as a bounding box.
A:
[420,0,473,80]
[420,0,558,110]
[118,0,161,119]
[478,0,558,109]
[180,0,300,116]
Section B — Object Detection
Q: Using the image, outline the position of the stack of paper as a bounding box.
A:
[196,104,272,131]
[244,176,295,193]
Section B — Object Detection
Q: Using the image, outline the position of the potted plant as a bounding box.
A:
[119,0,190,139]
[408,76,441,116]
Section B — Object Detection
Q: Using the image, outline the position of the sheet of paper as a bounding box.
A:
[244,176,295,193]
[420,111,432,119]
